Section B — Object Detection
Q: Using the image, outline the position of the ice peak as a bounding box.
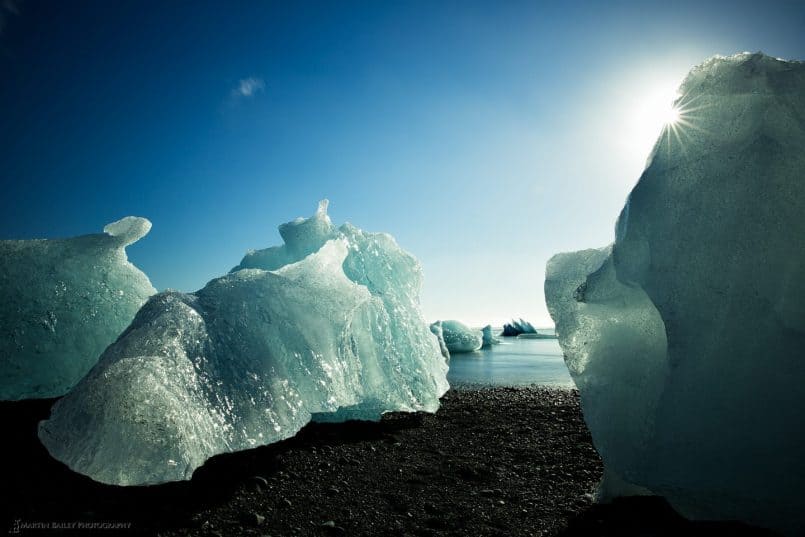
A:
[103,216,152,246]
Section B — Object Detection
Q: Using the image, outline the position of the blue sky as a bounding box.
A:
[1,0,804,326]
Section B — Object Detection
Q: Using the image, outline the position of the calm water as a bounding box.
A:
[446,333,573,388]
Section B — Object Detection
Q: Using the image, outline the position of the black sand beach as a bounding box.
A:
[2,387,777,536]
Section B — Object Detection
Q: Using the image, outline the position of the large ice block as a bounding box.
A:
[0,217,155,400]
[39,202,448,485]
[437,320,482,353]
[544,53,805,535]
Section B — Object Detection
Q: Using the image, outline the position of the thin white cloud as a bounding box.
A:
[232,77,265,99]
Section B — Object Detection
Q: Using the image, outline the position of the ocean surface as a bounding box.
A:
[446,330,573,388]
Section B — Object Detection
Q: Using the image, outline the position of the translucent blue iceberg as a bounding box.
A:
[545,53,805,535]
[436,320,482,353]
[429,320,451,361]
[39,201,448,485]
[0,217,155,400]
[481,325,500,347]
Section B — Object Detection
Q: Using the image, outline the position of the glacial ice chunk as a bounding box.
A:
[232,199,332,272]
[103,216,152,245]
[0,217,156,400]
[500,318,537,337]
[438,320,482,353]
[481,325,500,347]
[39,201,448,485]
[429,320,451,361]
[545,53,805,535]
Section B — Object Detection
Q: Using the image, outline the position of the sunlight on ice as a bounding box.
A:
[39,201,449,486]
[620,81,688,165]
[662,104,680,125]
[546,53,805,536]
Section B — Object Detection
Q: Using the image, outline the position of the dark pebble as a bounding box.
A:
[247,475,269,491]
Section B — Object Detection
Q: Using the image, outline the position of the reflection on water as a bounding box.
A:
[446,335,572,388]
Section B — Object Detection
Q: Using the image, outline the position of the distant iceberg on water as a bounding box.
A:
[500,319,557,339]
[434,320,483,354]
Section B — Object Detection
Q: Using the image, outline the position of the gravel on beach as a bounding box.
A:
[2,387,777,536]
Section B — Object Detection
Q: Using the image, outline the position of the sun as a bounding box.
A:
[617,83,682,163]
[656,90,712,162]
[618,79,705,166]
[638,87,683,138]
[662,103,681,125]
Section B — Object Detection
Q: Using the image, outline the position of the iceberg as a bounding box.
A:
[437,320,482,353]
[429,320,451,361]
[500,318,538,337]
[39,201,448,486]
[0,217,155,400]
[481,325,500,347]
[545,53,805,535]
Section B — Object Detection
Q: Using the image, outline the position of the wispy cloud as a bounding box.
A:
[0,0,22,35]
[232,77,265,99]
